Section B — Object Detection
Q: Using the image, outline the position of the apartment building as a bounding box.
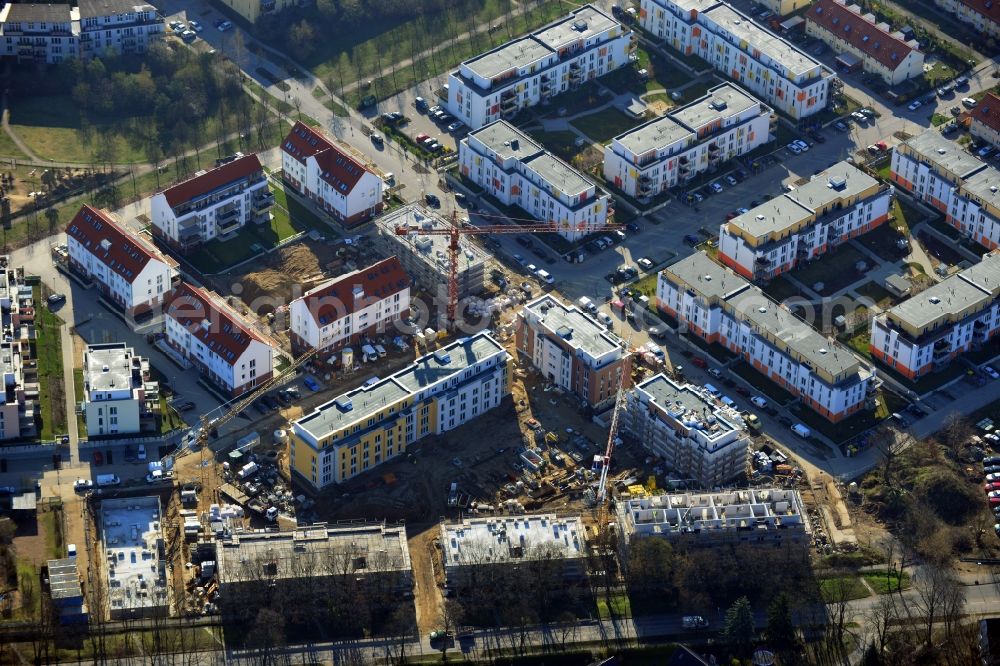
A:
[616,488,809,547]
[440,515,586,587]
[66,205,179,317]
[100,496,169,619]
[216,0,296,24]
[459,121,610,241]
[150,154,273,252]
[82,343,156,437]
[290,332,510,489]
[640,0,836,119]
[289,257,410,355]
[934,0,1000,39]
[216,523,411,623]
[163,282,274,397]
[516,294,630,410]
[0,1,163,64]
[806,0,923,85]
[373,204,487,303]
[871,252,1000,379]
[658,253,874,422]
[446,5,633,130]
[0,257,35,441]
[77,0,163,58]
[604,82,773,199]
[968,93,1000,148]
[281,121,384,227]
[890,129,1000,250]
[718,160,891,280]
[622,374,750,486]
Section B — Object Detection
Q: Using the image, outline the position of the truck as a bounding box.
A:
[791,423,811,438]
[682,615,708,630]
[577,296,598,314]
[146,461,164,483]
[96,474,120,487]
[361,344,378,363]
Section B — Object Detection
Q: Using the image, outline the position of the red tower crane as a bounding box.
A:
[393,211,614,326]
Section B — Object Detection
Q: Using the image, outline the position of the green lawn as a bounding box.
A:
[601,46,695,97]
[819,576,871,602]
[0,128,27,160]
[13,560,39,619]
[930,113,950,127]
[159,394,186,434]
[571,108,643,144]
[596,592,632,619]
[893,198,924,234]
[73,368,86,437]
[34,287,65,441]
[39,507,64,561]
[923,60,959,89]
[863,569,911,594]
[842,325,873,360]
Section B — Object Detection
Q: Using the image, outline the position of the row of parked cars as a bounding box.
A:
[414,96,465,133]
[981,455,1000,535]
[685,169,749,203]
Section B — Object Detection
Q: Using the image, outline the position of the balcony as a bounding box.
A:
[217,205,240,222]
[500,95,517,110]
[253,191,275,212]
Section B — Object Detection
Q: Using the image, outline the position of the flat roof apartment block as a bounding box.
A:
[373,204,488,304]
[617,488,809,547]
[516,294,631,410]
[890,130,1000,251]
[440,514,586,586]
[640,0,836,119]
[623,374,751,486]
[658,252,874,421]
[871,251,1000,379]
[460,120,611,241]
[604,82,774,198]
[83,342,156,437]
[0,256,36,441]
[719,160,891,280]
[290,332,511,489]
[100,496,169,619]
[447,4,633,129]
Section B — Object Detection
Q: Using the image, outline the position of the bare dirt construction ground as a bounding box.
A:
[224,240,343,310]
[4,166,115,215]
[407,524,442,634]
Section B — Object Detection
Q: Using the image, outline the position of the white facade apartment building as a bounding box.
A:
[0,1,163,64]
[66,205,178,317]
[446,4,633,130]
[934,0,1000,39]
[658,253,874,422]
[616,488,809,547]
[83,342,154,437]
[604,82,773,199]
[622,374,750,487]
[290,333,511,489]
[718,160,891,281]
[459,121,610,241]
[516,294,631,410]
[163,282,274,398]
[150,154,273,252]
[281,121,384,228]
[0,257,35,441]
[640,0,836,119]
[870,252,1000,379]
[289,257,411,356]
[77,0,164,58]
[890,129,1000,252]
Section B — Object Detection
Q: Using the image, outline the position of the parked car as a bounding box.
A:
[907,100,922,111]
[180,29,197,42]
[787,142,802,155]
[637,257,653,270]
[73,479,93,492]
[303,376,321,391]
[963,97,977,108]
[370,133,384,147]
[709,181,723,193]
[725,174,738,186]
[597,312,613,327]
[793,139,809,152]
[47,293,66,305]
[188,19,203,32]
[415,97,428,111]
[708,367,723,379]
[447,121,463,132]
[424,193,440,207]
[684,234,700,246]
[985,365,1000,380]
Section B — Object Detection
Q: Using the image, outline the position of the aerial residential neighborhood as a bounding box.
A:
[4,0,1000,663]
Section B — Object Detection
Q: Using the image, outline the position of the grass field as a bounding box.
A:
[819,576,870,602]
[0,129,27,160]
[159,395,186,434]
[842,325,872,360]
[571,108,642,144]
[34,287,65,441]
[73,368,86,437]
[596,592,632,619]
[863,569,911,594]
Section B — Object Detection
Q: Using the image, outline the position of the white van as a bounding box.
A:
[751,396,768,409]
[577,296,598,314]
[703,384,721,397]
[791,423,811,438]
[95,474,120,487]
[361,344,378,362]
[374,344,387,358]
[536,269,554,284]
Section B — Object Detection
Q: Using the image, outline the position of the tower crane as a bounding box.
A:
[394,210,619,328]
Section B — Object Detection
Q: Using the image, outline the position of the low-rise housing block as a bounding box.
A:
[0,257,35,441]
[933,0,1000,39]
[83,342,156,437]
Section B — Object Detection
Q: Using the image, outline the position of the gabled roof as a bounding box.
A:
[160,154,264,209]
[959,0,1000,24]
[971,92,1000,134]
[809,0,918,71]
[281,121,371,195]
[164,282,266,366]
[66,205,174,284]
[296,257,410,327]
[6,3,72,23]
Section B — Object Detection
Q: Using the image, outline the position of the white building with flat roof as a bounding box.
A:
[640,0,836,119]
[460,121,610,241]
[604,83,773,199]
[447,4,633,129]
[623,374,750,486]
[441,514,586,586]
[616,488,809,546]
[0,256,34,441]
[100,496,168,619]
[83,342,155,437]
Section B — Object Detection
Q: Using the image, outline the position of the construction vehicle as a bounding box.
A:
[393,210,618,328]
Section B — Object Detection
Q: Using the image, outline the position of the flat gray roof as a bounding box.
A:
[295,333,506,439]
[6,3,72,22]
[468,121,543,162]
[902,130,985,180]
[636,374,736,438]
[729,196,814,238]
[442,515,585,566]
[728,287,861,377]
[704,4,821,78]
[522,153,592,195]
[615,115,694,156]
[78,0,152,17]
[464,37,553,81]
[85,343,136,392]
[961,167,1000,211]
[889,252,1000,328]
[533,5,618,51]
[47,558,82,600]
[668,83,760,131]
[525,294,622,358]
[663,252,752,302]
[668,0,718,10]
